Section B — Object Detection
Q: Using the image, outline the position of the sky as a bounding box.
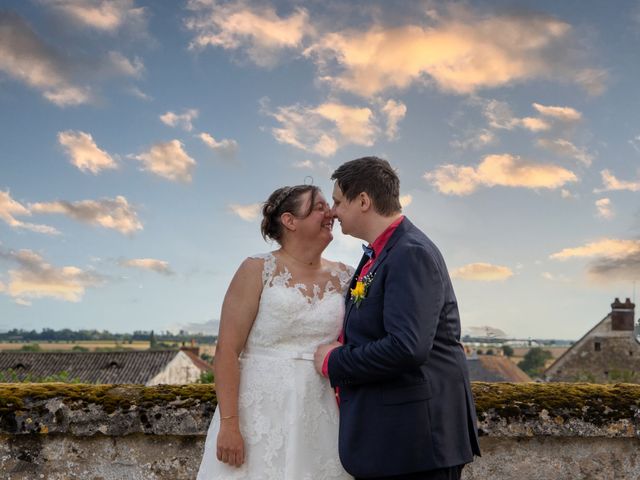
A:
[1,0,639,340]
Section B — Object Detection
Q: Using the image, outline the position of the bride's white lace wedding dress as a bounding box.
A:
[197,252,354,480]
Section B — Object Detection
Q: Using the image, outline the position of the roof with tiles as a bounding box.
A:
[0,350,204,384]
[467,355,532,382]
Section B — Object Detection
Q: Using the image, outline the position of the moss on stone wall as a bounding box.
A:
[2,382,640,426]
[0,383,216,415]
[472,382,640,425]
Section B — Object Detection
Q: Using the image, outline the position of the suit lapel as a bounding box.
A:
[345,253,369,304]
[343,252,369,341]
[342,218,413,339]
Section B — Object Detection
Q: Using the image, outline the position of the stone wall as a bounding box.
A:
[2,383,640,479]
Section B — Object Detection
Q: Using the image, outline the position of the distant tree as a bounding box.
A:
[476,349,484,355]
[71,345,89,352]
[486,349,495,355]
[518,347,553,377]
[20,343,41,352]
[149,330,157,349]
[199,371,214,384]
[200,353,213,363]
[501,345,514,357]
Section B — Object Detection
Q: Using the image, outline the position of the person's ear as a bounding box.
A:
[280,212,296,232]
[359,192,372,212]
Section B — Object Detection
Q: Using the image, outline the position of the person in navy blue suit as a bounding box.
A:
[315,157,480,480]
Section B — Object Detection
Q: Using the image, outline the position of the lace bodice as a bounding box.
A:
[244,252,354,354]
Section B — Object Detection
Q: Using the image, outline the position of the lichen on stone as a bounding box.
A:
[472,382,640,425]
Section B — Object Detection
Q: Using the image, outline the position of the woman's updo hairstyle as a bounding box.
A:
[261,185,320,243]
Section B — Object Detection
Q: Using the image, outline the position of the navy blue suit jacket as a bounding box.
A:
[327,218,480,478]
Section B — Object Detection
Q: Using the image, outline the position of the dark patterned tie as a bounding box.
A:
[362,244,375,259]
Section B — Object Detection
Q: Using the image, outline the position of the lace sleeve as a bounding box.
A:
[332,262,355,294]
[249,252,276,286]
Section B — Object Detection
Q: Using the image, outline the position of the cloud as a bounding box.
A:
[630,135,640,154]
[588,252,640,282]
[293,160,314,169]
[107,51,144,78]
[595,198,613,219]
[560,189,576,199]
[0,248,105,303]
[482,100,586,142]
[58,130,118,174]
[541,272,571,282]
[399,194,413,208]
[228,203,261,221]
[0,190,59,235]
[0,12,91,106]
[574,68,608,96]
[380,99,407,139]
[43,0,147,33]
[185,0,310,67]
[29,195,142,235]
[160,109,199,131]
[483,99,551,132]
[263,99,380,157]
[550,238,640,260]
[451,128,496,150]
[532,103,582,122]
[424,154,578,195]
[518,117,550,132]
[451,262,514,281]
[127,85,151,101]
[314,102,377,144]
[119,258,174,275]
[594,169,640,193]
[536,138,593,166]
[305,7,599,98]
[550,238,640,283]
[132,140,196,182]
[482,100,591,165]
[0,11,149,107]
[291,159,332,176]
[198,132,238,159]
[482,99,517,130]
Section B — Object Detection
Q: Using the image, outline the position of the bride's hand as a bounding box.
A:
[217,422,245,467]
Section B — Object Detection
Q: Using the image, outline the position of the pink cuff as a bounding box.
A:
[321,347,337,378]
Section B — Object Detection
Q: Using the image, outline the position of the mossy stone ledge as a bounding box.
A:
[2,382,640,438]
[0,383,216,436]
[473,382,640,438]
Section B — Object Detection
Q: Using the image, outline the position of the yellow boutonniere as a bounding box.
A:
[350,272,375,307]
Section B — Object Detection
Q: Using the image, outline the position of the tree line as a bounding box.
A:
[0,328,217,344]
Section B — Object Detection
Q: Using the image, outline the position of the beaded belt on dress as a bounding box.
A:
[241,346,314,361]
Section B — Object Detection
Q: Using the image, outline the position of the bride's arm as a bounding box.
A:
[214,257,263,468]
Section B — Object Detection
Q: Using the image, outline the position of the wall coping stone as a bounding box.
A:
[1,382,640,438]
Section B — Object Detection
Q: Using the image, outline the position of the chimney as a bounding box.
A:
[180,339,200,357]
[611,297,635,331]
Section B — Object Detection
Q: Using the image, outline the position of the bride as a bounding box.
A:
[197,184,354,479]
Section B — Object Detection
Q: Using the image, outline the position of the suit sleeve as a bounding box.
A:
[327,245,445,387]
